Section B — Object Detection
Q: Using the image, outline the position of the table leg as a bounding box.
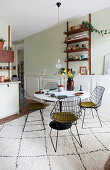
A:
[59,101,62,112]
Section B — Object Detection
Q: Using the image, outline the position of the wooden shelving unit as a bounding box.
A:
[64,27,89,35]
[0,69,15,70]
[64,14,91,74]
[64,48,90,53]
[64,59,89,62]
[0,50,14,62]
[0,50,14,80]
[64,37,89,44]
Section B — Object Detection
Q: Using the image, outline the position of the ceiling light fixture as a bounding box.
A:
[56,2,61,69]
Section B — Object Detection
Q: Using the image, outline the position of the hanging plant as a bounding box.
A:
[82,20,110,36]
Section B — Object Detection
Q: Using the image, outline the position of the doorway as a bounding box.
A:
[17,41,24,88]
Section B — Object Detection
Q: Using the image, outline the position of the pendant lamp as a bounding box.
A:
[56,2,61,69]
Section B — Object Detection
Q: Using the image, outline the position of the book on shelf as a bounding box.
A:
[75,33,88,39]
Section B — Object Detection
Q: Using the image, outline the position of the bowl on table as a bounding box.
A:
[58,85,64,92]
[75,92,84,96]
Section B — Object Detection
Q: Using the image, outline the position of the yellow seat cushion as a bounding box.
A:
[53,112,78,123]
[81,102,97,108]
[27,102,45,110]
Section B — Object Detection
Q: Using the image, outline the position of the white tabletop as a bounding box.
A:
[34,90,90,102]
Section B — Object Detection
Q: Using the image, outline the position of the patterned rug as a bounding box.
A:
[0,105,110,170]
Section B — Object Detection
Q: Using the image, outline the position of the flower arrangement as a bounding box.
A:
[59,68,75,79]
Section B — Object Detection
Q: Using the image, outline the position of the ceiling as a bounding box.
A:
[0,0,110,42]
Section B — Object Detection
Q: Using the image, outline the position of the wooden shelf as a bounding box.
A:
[0,69,15,70]
[64,27,89,35]
[64,37,89,44]
[64,59,89,62]
[64,48,90,53]
[64,14,91,74]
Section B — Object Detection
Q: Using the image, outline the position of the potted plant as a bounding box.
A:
[0,38,5,50]
[81,20,110,36]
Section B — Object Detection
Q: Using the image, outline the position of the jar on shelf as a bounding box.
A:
[82,44,86,48]
[66,46,72,50]
[75,44,80,49]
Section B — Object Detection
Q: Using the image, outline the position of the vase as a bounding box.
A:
[67,78,74,91]
[0,42,4,50]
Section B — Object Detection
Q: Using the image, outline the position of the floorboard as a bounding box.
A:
[0,107,27,125]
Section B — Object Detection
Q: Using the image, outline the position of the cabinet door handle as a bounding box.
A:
[7,84,9,87]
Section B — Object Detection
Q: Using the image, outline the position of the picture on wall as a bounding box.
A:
[104,54,110,75]
[80,66,87,75]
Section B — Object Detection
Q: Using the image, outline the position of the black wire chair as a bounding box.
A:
[44,82,59,91]
[49,96,82,152]
[80,86,105,128]
[20,87,46,130]
[44,82,59,104]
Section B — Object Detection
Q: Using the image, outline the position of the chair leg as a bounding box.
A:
[95,109,102,127]
[82,108,86,128]
[40,109,45,130]
[23,110,29,131]
[49,128,59,152]
[91,108,94,118]
[70,126,82,148]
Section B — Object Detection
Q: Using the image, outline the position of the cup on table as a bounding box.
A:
[58,85,64,92]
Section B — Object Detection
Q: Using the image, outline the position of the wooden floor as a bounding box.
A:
[0,101,49,125]
[0,107,27,125]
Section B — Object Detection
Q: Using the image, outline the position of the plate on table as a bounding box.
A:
[35,91,44,94]
[49,88,57,91]
[75,92,84,96]
[56,95,67,99]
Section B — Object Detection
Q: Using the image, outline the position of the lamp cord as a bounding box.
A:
[57,5,60,63]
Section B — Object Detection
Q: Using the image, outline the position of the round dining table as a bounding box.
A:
[34,89,90,102]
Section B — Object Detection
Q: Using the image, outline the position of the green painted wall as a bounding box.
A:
[24,7,110,75]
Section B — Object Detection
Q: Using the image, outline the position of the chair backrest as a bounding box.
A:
[50,96,81,119]
[44,82,59,90]
[90,86,105,107]
[19,86,32,107]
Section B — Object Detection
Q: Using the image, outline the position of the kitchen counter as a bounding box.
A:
[0,81,21,119]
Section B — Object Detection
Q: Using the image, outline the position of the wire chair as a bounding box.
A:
[20,86,46,130]
[44,82,59,91]
[81,86,105,128]
[49,96,82,152]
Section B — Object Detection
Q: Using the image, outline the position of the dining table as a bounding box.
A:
[34,89,90,112]
[34,89,90,103]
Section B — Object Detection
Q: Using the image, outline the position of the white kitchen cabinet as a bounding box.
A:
[0,82,20,119]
